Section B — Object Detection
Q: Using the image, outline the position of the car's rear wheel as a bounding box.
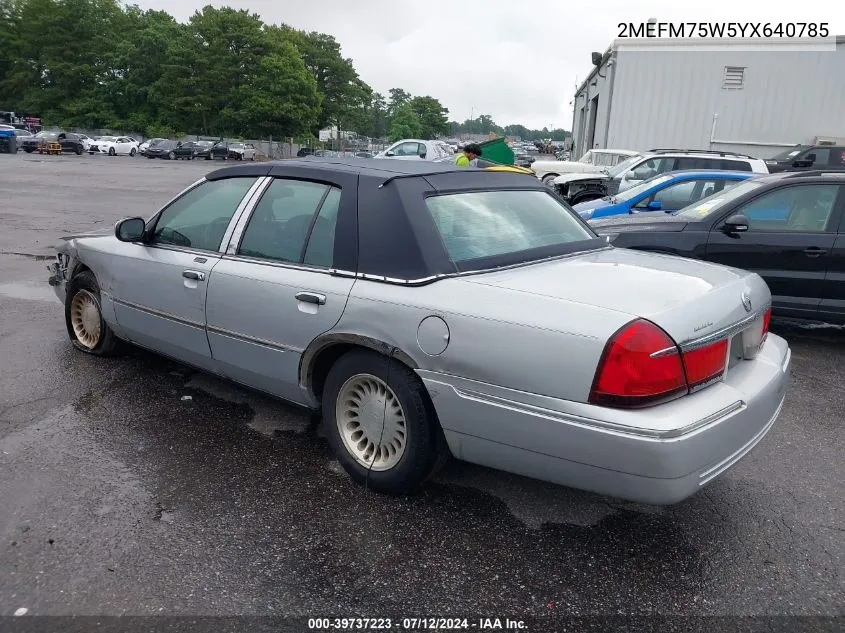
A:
[322,350,447,494]
[168,151,175,160]
[75,147,82,155]
[65,270,123,356]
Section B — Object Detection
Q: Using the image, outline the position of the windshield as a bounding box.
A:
[770,146,808,160]
[577,151,593,164]
[425,190,596,268]
[607,154,642,178]
[99,136,116,142]
[673,179,764,219]
[614,174,674,202]
[35,131,54,139]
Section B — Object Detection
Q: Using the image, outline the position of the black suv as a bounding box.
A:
[765,145,845,173]
[591,171,845,324]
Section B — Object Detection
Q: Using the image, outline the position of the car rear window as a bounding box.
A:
[425,190,595,264]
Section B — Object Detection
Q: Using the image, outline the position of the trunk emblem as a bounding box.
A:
[741,292,752,313]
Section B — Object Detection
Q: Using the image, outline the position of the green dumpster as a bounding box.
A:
[477,137,514,165]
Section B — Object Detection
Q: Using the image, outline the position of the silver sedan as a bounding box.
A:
[47,158,791,504]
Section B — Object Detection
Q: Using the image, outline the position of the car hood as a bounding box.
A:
[456,247,768,346]
[531,160,604,175]
[553,172,611,185]
[590,213,689,233]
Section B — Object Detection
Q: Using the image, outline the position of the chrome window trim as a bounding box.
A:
[221,253,338,276]
[219,176,272,253]
[112,297,205,330]
[143,244,224,258]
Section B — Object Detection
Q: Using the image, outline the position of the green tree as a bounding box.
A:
[388,103,420,142]
[409,95,448,139]
[237,41,321,139]
[387,87,411,117]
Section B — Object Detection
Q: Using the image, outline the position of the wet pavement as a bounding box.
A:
[0,155,843,624]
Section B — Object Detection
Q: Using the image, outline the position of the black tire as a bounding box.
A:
[168,151,175,160]
[322,350,447,495]
[75,147,82,155]
[24,148,34,153]
[108,147,116,156]
[147,155,154,159]
[205,155,211,160]
[65,270,124,356]
[130,147,136,157]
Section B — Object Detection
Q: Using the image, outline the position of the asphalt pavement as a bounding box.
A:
[0,153,842,629]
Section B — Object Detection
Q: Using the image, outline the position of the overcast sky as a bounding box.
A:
[133,0,844,130]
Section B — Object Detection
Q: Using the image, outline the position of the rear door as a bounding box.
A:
[705,183,843,319]
[205,172,357,404]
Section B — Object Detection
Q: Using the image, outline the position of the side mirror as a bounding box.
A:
[115,217,146,242]
[805,153,816,162]
[419,152,426,159]
[647,200,662,211]
[723,213,749,234]
[385,151,395,157]
[630,169,649,181]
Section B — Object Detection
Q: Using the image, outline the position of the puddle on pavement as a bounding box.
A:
[0,282,59,302]
[183,373,311,436]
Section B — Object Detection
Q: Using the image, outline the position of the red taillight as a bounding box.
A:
[682,339,728,388]
[590,319,730,408]
[761,307,772,340]
[589,319,687,408]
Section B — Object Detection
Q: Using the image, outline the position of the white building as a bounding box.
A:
[571,36,845,160]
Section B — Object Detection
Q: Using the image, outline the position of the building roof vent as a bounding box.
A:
[722,66,746,89]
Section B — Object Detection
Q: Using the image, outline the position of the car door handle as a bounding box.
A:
[295,291,326,305]
[803,247,826,258]
[182,270,206,281]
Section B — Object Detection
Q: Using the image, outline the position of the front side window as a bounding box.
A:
[734,184,841,232]
[239,179,340,266]
[425,190,595,266]
[151,178,257,251]
[577,150,594,164]
[393,142,422,157]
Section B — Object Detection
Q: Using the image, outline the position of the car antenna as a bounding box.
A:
[364,345,398,490]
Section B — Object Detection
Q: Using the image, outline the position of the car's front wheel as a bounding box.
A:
[168,151,175,160]
[322,350,446,494]
[541,174,559,186]
[108,147,116,156]
[130,148,136,157]
[65,270,123,356]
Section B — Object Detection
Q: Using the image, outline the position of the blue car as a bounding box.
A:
[573,170,755,220]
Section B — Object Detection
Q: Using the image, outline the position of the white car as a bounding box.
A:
[88,136,139,157]
[532,149,641,185]
[374,139,453,161]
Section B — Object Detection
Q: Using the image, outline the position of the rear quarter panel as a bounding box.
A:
[338,278,633,403]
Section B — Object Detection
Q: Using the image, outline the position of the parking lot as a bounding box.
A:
[0,153,843,624]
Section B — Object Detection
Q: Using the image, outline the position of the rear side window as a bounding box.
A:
[239,179,340,266]
[721,159,752,171]
[425,190,594,264]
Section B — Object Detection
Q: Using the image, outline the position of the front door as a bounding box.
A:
[109,176,261,369]
[205,174,357,404]
[705,183,843,319]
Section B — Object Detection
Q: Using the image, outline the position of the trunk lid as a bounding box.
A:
[458,247,770,347]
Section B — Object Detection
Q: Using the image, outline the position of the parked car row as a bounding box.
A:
[142,139,259,161]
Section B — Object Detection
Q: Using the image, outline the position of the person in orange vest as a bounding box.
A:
[455,143,482,167]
